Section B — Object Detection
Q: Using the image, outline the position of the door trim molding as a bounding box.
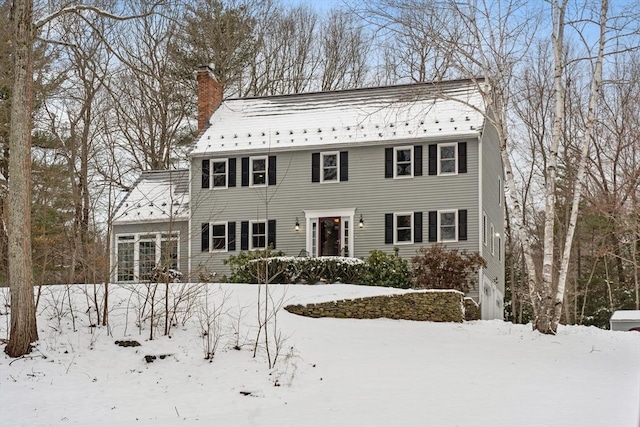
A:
[304,208,356,257]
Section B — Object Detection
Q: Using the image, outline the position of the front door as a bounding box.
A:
[305,209,355,258]
[319,217,340,256]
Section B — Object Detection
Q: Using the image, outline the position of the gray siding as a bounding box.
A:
[480,119,506,296]
[111,220,189,282]
[190,137,482,285]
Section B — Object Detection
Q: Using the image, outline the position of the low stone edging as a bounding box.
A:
[284,290,465,322]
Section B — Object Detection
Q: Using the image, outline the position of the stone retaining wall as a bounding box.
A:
[285,290,464,322]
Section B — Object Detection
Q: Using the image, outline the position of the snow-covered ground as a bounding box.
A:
[1,283,639,427]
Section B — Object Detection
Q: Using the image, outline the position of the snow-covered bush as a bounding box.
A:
[149,265,183,283]
[224,252,365,284]
[313,256,365,284]
[224,248,286,283]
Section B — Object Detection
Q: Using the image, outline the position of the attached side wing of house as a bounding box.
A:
[110,169,189,283]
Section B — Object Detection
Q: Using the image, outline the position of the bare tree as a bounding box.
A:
[318,8,371,91]
[359,0,460,84]
[5,0,158,357]
[112,5,193,171]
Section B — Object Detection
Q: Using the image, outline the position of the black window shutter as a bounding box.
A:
[201,223,209,252]
[428,211,437,242]
[241,221,249,250]
[385,213,393,244]
[228,221,236,251]
[385,148,393,178]
[228,158,236,187]
[458,142,467,173]
[414,145,423,176]
[268,155,276,186]
[312,153,320,182]
[458,210,468,241]
[340,151,348,182]
[428,144,437,175]
[241,157,249,187]
[414,211,423,243]
[268,219,276,248]
[201,159,210,189]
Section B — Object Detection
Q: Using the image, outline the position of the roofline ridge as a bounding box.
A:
[224,77,487,102]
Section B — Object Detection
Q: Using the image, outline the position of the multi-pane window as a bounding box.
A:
[251,221,266,248]
[322,152,338,182]
[395,213,413,243]
[212,159,227,188]
[311,221,317,257]
[138,235,157,281]
[117,236,135,282]
[439,211,457,241]
[160,234,178,269]
[211,223,227,251]
[439,143,457,174]
[343,220,349,257]
[116,233,179,282]
[395,146,413,177]
[251,156,267,186]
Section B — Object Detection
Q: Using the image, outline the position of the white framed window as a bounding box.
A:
[159,234,178,270]
[116,232,179,282]
[210,222,227,252]
[138,234,157,281]
[394,146,413,178]
[438,143,457,175]
[321,152,339,183]
[490,224,495,256]
[498,176,503,206]
[250,156,267,186]
[482,212,488,246]
[117,235,135,282]
[394,212,413,244]
[251,220,267,249]
[211,159,228,189]
[498,236,502,261]
[438,210,458,242]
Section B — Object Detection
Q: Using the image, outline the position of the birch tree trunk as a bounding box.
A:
[533,0,568,334]
[5,0,38,357]
[554,0,608,331]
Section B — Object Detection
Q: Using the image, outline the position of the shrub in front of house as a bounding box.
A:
[224,253,365,284]
[361,249,411,289]
[224,248,286,283]
[411,244,486,293]
[310,256,365,284]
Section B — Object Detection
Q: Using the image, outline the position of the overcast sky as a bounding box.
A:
[282,0,346,12]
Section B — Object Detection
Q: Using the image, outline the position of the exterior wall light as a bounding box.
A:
[295,218,300,231]
[359,214,364,228]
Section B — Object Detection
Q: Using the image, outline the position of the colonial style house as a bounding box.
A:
[111,66,505,319]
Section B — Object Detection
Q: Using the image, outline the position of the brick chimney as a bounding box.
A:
[196,65,223,133]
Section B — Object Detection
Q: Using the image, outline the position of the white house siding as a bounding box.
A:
[189,137,481,282]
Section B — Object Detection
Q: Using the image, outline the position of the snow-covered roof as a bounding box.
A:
[112,169,189,225]
[191,79,487,157]
[611,310,640,321]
